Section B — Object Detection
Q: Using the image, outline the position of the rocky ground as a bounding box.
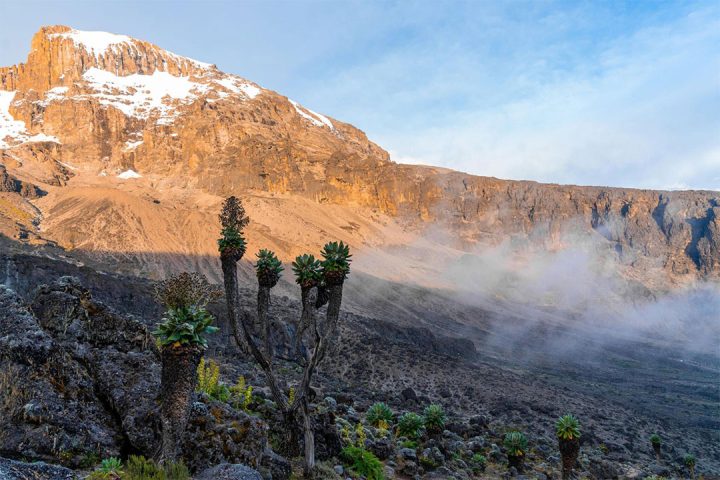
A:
[0,245,717,479]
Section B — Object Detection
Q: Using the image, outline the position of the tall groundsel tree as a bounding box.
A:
[217,196,352,478]
[556,414,581,479]
[152,272,220,463]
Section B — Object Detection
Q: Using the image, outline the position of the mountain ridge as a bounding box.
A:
[0,25,717,296]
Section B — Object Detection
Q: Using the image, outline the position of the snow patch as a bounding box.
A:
[0,91,61,148]
[124,140,143,151]
[289,99,334,130]
[215,77,262,99]
[50,29,212,69]
[117,169,142,179]
[82,68,209,124]
[50,29,132,57]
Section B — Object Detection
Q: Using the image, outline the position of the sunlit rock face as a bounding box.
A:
[0,25,717,290]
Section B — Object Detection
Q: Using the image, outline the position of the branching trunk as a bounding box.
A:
[220,246,347,478]
[159,345,202,463]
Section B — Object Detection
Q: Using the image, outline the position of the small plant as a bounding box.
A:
[423,404,446,435]
[504,431,528,470]
[419,454,440,469]
[87,457,123,480]
[100,458,122,473]
[471,453,487,472]
[292,254,322,288]
[355,422,367,447]
[123,455,190,480]
[556,414,581,479]
[197,358,230,401]
[684,454,696,479]
[256,249,284,287]
[320,241,352,285]
[650,433,662,459]
[400,439,418,449]
[340,446,384,480]
[397,412,424,439]
[366,402,393,428]
[79,451,101,469]
[376,419,390,438]
[340,423,352,445]
[230,375,253,411]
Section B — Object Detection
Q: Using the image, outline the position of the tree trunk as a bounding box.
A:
[159,344,202,463]
[221,254,246,352]
[559,438,579,479]
[302,398,315,478]
[507,454,523,472]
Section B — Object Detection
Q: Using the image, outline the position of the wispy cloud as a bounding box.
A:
[298,1,720,191]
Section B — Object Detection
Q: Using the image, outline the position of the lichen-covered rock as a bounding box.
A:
[0,278,270,473]
[195,463,263,480]
[0,457,77,480]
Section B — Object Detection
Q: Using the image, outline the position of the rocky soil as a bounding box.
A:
[0,244,717,479]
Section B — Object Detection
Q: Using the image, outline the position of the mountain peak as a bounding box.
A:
[0,25,218,94]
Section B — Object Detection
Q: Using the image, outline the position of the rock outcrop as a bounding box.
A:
[0,277,269,473]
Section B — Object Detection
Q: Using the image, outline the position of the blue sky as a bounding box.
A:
[1,0,718,190]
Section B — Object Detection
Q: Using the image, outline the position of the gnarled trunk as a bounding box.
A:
[159,344,202,463]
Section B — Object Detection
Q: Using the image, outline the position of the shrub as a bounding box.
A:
[401,440,418,449]
[503,431,528,457]
[355,422,367,447]
[423,404,446,434]
[684,453,696,468]
[229,375,253,411]
[340,446,384,480]
[122,455,190,480]
[471,453,487,471]
[366,402,393,428]
[649,434,661,446]
[556,414,581,440]
[86,457,122,480]
[197,358,230,401]
[397,412,424,439]
[100,458,123,473]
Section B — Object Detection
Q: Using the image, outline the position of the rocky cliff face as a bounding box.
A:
[0,26,717,292]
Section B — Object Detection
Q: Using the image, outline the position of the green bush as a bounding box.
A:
[197,358,230,401]
[397,412,424,439]
[86,457,123,480]
[122,455,190,480]
[649,434,662,446]
[423,404,446,434]
[400,439,418,449]
[340,446,384,480]
[366,402,393,428]
[556,414,581,440]
[471,453,487,471]
[503,431,528,457]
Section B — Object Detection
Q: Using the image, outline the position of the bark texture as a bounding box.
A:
[559,438,580,479]
[159,344,202,462]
